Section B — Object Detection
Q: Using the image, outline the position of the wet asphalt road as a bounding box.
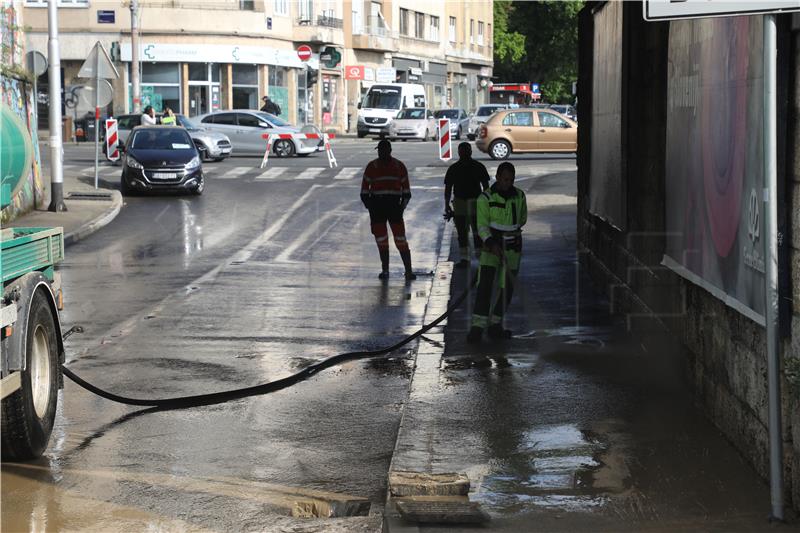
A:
[1,140,577,531]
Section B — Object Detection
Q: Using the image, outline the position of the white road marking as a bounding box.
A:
[333,167,361,180]
[222,166,253,178]
[254,167,288,180]
[294,168,325,180]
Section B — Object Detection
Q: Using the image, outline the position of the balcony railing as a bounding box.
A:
[317,15,343,29]
[352,15,397,39]
[295,15,343,29]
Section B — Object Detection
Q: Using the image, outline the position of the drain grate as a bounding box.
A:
[66,192,113,201]
[396,500,490,524]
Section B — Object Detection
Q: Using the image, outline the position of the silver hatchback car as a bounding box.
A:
[195,110,323,157]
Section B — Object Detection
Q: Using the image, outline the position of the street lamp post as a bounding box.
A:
[47,0,66,212]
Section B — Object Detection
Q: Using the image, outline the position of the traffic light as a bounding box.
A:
[306,67,318,88]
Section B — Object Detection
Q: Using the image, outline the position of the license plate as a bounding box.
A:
[369,128,381,133]
[152,172,177,180]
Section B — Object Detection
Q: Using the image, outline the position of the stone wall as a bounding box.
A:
[577,1,799,512]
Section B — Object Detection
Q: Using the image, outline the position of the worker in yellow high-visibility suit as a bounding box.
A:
[467,162,527,343]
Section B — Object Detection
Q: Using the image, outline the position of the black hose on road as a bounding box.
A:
[61,277,475,410]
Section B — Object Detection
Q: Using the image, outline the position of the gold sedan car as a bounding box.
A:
[475,108,578,160]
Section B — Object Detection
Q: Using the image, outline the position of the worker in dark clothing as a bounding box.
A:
[444,142,491,267]
[467,162,527,343]
[260,96,281,116]
[361,139,416,281]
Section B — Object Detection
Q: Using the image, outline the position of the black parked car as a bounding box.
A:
[121,126,204,196]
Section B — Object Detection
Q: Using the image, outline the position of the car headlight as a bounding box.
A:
[125,155,143,170]
[185,155,201,170]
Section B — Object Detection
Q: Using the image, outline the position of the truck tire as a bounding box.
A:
[1,289,60,460]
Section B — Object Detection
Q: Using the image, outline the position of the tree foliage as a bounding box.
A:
[493,1,526,64]
[493,0,584,103]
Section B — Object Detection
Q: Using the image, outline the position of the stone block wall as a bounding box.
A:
[578,2,799,512]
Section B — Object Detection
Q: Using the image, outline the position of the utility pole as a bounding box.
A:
[130,0,140,112]
[47,0,66,212]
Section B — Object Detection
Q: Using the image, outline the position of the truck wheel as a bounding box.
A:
[1,290,60,460]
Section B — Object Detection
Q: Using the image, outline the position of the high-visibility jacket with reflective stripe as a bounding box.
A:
[361,157,411,200]
[476,185,527,241]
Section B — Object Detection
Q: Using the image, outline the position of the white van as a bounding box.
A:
[357,83,426,138]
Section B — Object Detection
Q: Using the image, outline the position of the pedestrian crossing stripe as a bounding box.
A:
[333,167,361,180]
[224,167,251,178]
[255,167,287,180]
[294,168,325,180]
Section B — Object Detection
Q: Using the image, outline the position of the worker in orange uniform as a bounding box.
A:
[361,139,416,281]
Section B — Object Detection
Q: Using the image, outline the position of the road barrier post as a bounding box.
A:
[438,119,451,162]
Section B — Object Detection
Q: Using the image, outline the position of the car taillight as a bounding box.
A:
[479,125,487,138]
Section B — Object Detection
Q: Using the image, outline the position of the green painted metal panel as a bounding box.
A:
[0,104,33,210]
[1,227,64,284]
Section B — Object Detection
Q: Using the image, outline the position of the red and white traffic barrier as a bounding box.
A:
[438,118,451,162]
[259,132,338,169]
[105,118,119,161]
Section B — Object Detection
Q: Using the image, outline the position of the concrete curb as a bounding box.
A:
[384,226,454,532]
[63,190,123,246]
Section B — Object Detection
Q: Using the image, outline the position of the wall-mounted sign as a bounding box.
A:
[364,67,375,82]
[345,65,365,80]
[266,17,272,30]
[320,46,342,69]
[97,10,115,24]
[531,83,540,94]
[375,67,396,83]
[121,43,319,69]
[643,0,800,20]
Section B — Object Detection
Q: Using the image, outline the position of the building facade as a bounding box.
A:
[22,0,493,134]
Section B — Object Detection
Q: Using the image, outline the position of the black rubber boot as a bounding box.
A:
[379,249,390,279]
[467,326,483,344]
[487,324,512,340]
[400,250,416,280]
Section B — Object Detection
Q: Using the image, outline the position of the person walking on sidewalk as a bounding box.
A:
[467,162,527,343]
[260,96,281,116]
[444,142,491,267]
[361,139,416,281]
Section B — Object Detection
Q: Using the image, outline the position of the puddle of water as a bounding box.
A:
[472,423,627,515]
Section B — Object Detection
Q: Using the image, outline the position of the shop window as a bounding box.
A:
[321,74,339,127]
[232,64,258,86]
[268,66,289,119]
[142,63,179,84]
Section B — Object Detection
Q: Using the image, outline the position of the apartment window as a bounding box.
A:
[478,21,484,46]
[488,23,492,46]
[299,0,313,22]
[449,16,456,43]
[399,8,409,36]
[470,19,474,44]
[239,0,254,10]
[415,12,425,39]
[430,16,439,42]
[274,0,288,15]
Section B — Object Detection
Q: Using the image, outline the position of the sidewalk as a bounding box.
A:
[385,171,781,531]
[6,165,122,246]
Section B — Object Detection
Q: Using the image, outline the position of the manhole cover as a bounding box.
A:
[396,500,490,524]
[66,192,113,201]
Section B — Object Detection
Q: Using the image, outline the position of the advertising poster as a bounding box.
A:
[663,16,765,324]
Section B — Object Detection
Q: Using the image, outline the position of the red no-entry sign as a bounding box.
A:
[297,45,312,62]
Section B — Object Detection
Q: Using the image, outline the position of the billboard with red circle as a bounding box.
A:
[345,65,364,80]
[664,16,766,323]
